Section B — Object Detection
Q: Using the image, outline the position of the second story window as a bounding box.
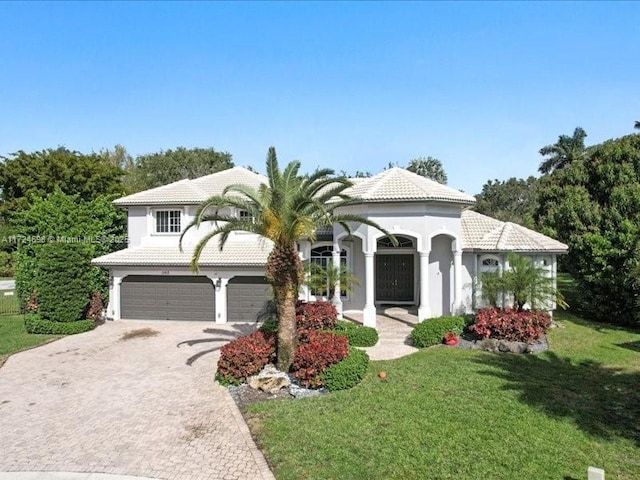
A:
[238,209,254,222]
[156,210,181,234]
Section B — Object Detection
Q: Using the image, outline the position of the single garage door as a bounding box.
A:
[227,276,271,322]
[121,275,215,321]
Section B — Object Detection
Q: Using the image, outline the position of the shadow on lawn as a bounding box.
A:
[475,351,640,446]
[178,323,258,366]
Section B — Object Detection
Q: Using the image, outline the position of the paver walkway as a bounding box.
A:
[343,307,419,360]
[0,320,275,480]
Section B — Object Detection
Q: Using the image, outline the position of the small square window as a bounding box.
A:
[156,210,181,233]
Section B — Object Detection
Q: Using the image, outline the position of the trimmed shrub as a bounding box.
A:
[334,320,379,347]
[321,347,369,391]
[34,242,92,322]
[216,331,276,385]
[258,317,278,333]
[24,314,95,335]
[410,315,467,348]
[468,307,550,344]
[296,301,338,333]
[292,330,349,388]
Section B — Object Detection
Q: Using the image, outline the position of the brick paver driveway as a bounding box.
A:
[0,320,275,480]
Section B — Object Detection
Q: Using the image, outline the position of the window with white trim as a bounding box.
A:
[155,210,181,234]
[480,255,500,273]
[238,209,254,222]
[309,245,347,297]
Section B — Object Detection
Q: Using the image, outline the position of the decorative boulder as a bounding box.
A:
[248,364,291,394]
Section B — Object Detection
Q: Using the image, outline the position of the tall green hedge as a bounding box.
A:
[32,242,92,322]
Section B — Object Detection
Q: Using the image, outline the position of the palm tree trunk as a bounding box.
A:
[274,283,298,371]
[266,243,304,372]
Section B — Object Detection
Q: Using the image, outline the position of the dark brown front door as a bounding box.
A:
[375,254,414,302]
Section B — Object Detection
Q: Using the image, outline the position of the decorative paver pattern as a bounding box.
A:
[0,320,274,480]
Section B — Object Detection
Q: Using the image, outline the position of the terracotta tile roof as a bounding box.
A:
[92,237,273,267]
[345,168,476,204]
[461,210,568,252]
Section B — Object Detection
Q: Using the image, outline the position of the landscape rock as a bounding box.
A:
[247,364,291,394]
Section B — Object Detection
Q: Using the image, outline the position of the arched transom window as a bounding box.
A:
[480,255,500,273]
[377,235,414,249]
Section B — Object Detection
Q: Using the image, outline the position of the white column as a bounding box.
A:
[299,240,311,302]
[112,276,122,321]
[363,252,376,328]
[473,253,479,310]
[331,245,343,319]
[209,275,228,324]
[417,250,430,321]
[453,250,463,313]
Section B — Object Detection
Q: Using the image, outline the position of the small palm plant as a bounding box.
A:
[481,253,567,311]
[304,262,361,300]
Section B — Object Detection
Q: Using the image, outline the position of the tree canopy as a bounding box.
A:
[406,156,448,184]
[0,147,124,218]
[123,147,233,192]
[535,133,640,326]
[473,176,539,229]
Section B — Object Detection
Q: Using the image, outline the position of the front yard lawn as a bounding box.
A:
[248,310,640,479]
[0,315,61,366]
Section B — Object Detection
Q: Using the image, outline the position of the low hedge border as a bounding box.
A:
[24,315,95,335]
[410,315,468,348]
[334,320,379,347]
[320,347,369,391]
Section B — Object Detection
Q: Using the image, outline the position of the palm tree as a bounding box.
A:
[480,253,566,311]
[180,147,393,371]
[305,261,361,300]
[538,127,587,174]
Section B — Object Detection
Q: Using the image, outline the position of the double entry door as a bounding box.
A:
[375,254,414,303]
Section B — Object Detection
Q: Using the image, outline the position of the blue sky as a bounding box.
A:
[1,1,638,195]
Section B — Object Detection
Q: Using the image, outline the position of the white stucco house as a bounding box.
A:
[92,166,568,329]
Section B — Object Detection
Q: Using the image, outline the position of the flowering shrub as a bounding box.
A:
[292,330,349,388]
[468,307,550,344]
[216,331,276,385]
[296,301,338,334]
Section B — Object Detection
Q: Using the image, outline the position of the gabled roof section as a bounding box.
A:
[345,168,475,205]
[92,237,273,267]
[113,167,268,206]
[461,210,568,253]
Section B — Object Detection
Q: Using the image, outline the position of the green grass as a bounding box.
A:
[248,310,640,479]
[0,315,60,366]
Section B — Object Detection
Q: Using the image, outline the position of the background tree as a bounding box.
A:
[473,176,539,229]
[181,147,393,371]
[635,121,639,130]
[535,133,640,326]
[0,147,124,217]
[124,147,233,192]
[14,189,126,309]
[406,156,448,184]
[538,127,587,174]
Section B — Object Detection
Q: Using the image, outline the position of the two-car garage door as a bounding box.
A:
[121,275,271,322]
